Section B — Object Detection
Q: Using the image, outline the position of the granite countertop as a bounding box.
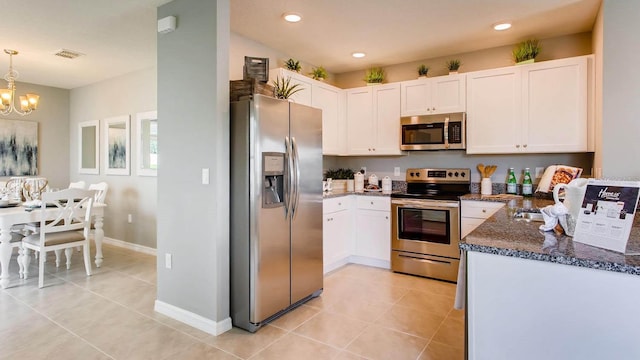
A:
[459,194,640,275]
[323,190,394,199]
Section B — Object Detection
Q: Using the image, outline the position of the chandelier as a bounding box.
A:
[0,49,39,116]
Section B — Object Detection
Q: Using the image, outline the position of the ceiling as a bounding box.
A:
[0,0,600,90]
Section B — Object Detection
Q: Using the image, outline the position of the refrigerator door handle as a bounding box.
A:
[284,136,292,219]
[291,136,301,219]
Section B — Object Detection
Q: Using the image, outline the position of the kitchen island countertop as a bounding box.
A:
[459,194,640,275]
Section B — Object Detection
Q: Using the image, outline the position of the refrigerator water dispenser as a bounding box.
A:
[262,152,284,208]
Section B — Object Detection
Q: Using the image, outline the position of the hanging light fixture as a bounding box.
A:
[0,49,39,116]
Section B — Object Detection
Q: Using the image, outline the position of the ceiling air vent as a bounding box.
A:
[54,49,84,59]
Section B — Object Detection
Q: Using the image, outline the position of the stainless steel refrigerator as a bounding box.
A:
[230,94,323,332]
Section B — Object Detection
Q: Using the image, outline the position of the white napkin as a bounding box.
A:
[539,203,568,232]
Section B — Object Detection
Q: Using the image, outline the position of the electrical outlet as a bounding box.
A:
[360,167,366,175]
[394,167,401,176]
[127,214,133,223]
[165,253,172,269]
[535,167,545,178]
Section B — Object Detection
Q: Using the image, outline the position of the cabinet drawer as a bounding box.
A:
[323,197,351,214]
[356,196,390,211]
[461,200,504,219]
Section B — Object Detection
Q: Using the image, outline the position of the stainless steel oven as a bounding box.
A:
[390,168,469,282]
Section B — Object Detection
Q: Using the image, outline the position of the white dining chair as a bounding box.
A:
[68,181,86,190]
[88,182,109,204]
[21,188,95,288]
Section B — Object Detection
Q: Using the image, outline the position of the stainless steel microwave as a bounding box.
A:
[400,113,466,150]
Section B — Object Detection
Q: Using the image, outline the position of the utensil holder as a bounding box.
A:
[481,178,492,195]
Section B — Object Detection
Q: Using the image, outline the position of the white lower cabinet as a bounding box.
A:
[352,196,391,268]
[322,197,352,274]
[322,195,391,272]
[461,200,504,238]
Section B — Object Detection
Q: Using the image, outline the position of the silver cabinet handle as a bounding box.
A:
[516,144,520,148]
[523,144,528,148]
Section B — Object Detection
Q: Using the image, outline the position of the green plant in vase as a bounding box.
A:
[324,168,355,180]
[310,66,327,80]
[364,67,385,84]
[417,64,429,77]
[446,59,461,73]
[272,76,303,100]
[284,58,301,72]
[512,39,541,64]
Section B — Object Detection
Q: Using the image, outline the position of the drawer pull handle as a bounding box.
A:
[482,209,487,213]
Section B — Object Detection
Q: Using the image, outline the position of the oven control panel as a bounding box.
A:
[406,168,470,183]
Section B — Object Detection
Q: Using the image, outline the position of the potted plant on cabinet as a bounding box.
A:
[512,39,541,65]
[310,66,327,81]
[272,76,303,100]
[446,59,461,74]
[284,58,301,73]
[364,67,385,85]
[324,168,355,191]
[417,64,429,78]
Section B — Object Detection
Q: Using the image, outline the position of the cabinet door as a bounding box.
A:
[354,209,391,263]
[323,210,351,274]
[466,68,522,154]
[313,83,345,155]
[346,88,374,154]
[432,74,466,114]
[400,79,431,116]
[521,57,588,153]
[373,84,402,155]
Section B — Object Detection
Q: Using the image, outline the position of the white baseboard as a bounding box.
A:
[348,255,391,270]
[102,236,157,256]
[154,300,232,336]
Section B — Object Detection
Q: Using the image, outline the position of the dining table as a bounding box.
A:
[0,202,106,289]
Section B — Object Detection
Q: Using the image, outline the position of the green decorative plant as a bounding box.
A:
[284,58,301,72]
[310,66,327,80]
[512,39,541,63]
[272,76,303,99]
[324,168,355,180]
[417,64,429,77]
[446,59,461,72]
[364,67,385,84]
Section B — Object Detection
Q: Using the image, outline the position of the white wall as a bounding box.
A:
[69,67,157,248]
[0,82,70,188]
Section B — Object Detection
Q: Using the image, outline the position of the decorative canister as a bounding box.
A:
[368,174,378,187]
[382,176,392,193]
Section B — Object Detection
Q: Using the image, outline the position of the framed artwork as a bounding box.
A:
[0,119,38,176]
[79,120,99,174]
[136,110,158,177]
[103,115,130,175]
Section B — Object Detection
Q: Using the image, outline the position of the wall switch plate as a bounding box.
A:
[202,168,210,185]
[535,167,545,178]
[165,254,172,269]
[394,167,401,176]
[127,214,133,223]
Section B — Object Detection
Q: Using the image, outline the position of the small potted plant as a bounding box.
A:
[512,39,541,65]
[364,67,385,85]
[324,168,355,191]
[446,59,461,74]
[417,64,429,78]
[310,66,327,81]
[272,76,303,100]
[284,58,301,73]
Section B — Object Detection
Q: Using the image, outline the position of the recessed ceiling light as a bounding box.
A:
[352,52,366,58]
[493,22,512,31]
[283,13,302,23]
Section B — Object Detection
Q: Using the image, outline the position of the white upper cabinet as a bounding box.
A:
[313,82,346,155]
[400,74,466,116]
[466,56,589,154]
[346,83,402,155]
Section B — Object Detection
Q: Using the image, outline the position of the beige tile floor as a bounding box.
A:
[1,244,464,359]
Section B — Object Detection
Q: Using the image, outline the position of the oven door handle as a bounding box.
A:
[391,199,459,209]
[398,253,456,265]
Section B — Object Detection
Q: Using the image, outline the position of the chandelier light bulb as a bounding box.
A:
[0,49,39,116]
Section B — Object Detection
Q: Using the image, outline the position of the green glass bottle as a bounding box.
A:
[507,167,517,194]
[522,168,533,197]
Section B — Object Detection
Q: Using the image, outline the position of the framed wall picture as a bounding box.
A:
[0,119,38,176]
[103,115,130,175]
[79,120,99,174]
[136,110,157,176]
